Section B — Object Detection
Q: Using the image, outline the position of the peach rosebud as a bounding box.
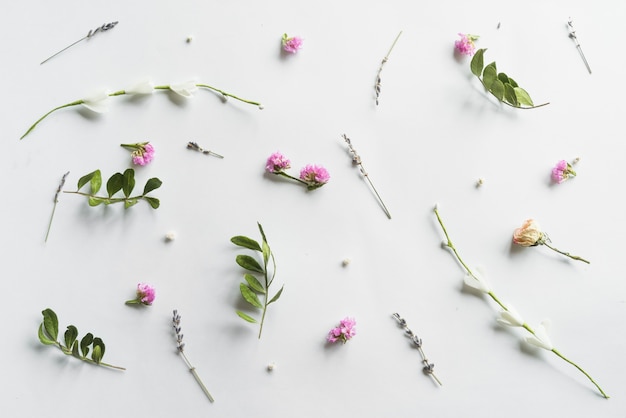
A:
[513,219,543,247]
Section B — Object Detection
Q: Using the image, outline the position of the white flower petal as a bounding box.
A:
[169,80,198,98]
[524,320,553,351]
[496,306,525,327]
[126,80,154,95]
[81,89,110,113]
[463,267,490,293]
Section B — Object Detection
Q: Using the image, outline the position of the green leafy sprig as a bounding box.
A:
[434,206,608,398]
[38,308,125,370]
[231,223,284,339]
[64,169,162,209]
[470,48,549,109]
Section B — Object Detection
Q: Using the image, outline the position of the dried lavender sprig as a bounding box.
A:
[187,142,224,158]
[342,134,391,219]
[44,171,70,242]
[40,21,119,65]
[567,18,591,74]
[172,310,215,403]
[375,31,402,105]
[392,313,442,386]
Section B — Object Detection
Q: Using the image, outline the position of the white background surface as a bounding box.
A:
[2,0,625,416]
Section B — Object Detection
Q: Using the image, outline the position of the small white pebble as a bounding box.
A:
[186,36,193,43]
[342,258,351,267]
[572,157,581,165]
[258,105,265,110]
[476,178,484,187]
[165,231,176,242]
[267,363,275,371]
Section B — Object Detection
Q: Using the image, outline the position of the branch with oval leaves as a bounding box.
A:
[231,222,284,339]
[38,308,125,370]
[470,48,549,109]
[64,168,162,209]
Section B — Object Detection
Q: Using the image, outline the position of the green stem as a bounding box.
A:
[274,171,310,187]
[196,83,262,107]
[20,100,83,139]
[56,343,125,370]
[63,190,146,204]
[542,242,590,264]
[434,206,608,398]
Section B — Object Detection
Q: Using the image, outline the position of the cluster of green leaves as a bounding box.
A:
[231,223,284,339]
[66,169,162,208]
[470,48,548,109]
[38,308,125,370]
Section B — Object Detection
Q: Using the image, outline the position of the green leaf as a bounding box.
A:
[124,198,139,209]
[236,255,264,273]
[230,236,262,252]
[508,77,518,88]
[90,170,102,194]
[41,309,58,341]
[504,83,518,106]
[71,340,80,358]
[92,338,105,364]
[77,171,98,190]
[470,48,485,77]
[482,63,497,89]
[489,79,505,101]
[261,241,270,265]
[143,197,160,209]
[64,325,78,349]
[88,197,104,206]
[240,283,263,309]
[514,87,534,106]
[106,173,124,197]
[257,222,268,244]
[38,324,56,345]
[80,333,93,357]
[143,178,162,195]
[267,285,284,305]
[497,72,509,84]
[244,274,265,294]
[122,169,135,198]
[236,310,257,323]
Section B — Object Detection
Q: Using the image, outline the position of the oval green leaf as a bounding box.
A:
[88,197,104,206]
[90,170,102,194]
[470,48,486,77]
[504,83,518,106]
[122,169,135,198]
[42,308,58,341]
[497,72,509,84]
[231,236,262,252]
[143,178,162,195]
[143,197,160,209]
[77,171,98,190]
[38,323,56,345]
[244,274,265,293]
[71,340,80,358]
[489,79,505,101]
[236,310,257,323]
[80,333,93,357]
[236,255,264,273]
[124,198,139,209]
[64,325,78,349]
[514,87,534,106]
[92,345,102,364]
[240,283,263,309]
[106,173,124,197]
[482,63,497,90]
[268,284,284,305]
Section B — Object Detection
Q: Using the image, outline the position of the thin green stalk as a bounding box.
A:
[543,242,590,264]
[56,343,125,370]
[63,190,148,204]
[196,83,262,107]
[433,206,608,398]
[477,78,549,109]
[21,100,83,139]
[275,171,309,187]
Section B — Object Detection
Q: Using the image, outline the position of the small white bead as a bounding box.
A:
[267,362,275,371]
[476,178,484,187]
[342,258,351,267]
[165,231,176,241]
[186,36,193,43]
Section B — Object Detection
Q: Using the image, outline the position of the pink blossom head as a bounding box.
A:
[551,159,576,184]
[123,142,155,166]
[454,33,479,56]
[266,151,291,173]
[327,317,356,344]
[299,164,330,190]
[136,283,156,305]
[282,33,303,54]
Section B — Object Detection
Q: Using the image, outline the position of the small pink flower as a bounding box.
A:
[122,142,155,166]
[327,317,356,344]
[126,282,156,306]
[282,33,303,54]
[455,33,479,56]
[551,160,576,184]
[266,151,291,173]
[299,164,330,190]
